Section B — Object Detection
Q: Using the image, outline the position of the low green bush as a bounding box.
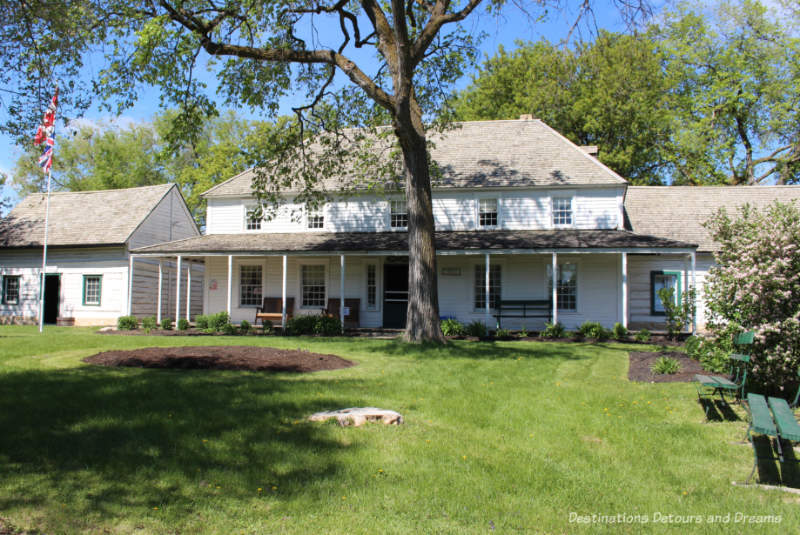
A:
[441,318,466,337]
[651,356,681,375]
[160,318,173,331]
[314,315,342,336]
[286,315,318,335]
[612,322,628,340]
[141,316,157,332]
[208,311,230,332]
[578,321,610,341]
[221,322,238,335]
[539,322,565,339]
[495,328,512,339]
[195,315,209,329]
[239,319,251,334]
[684,335,702,359]
[177,318,189,331]
[261,319,273,334]
[464,321,488,338]
[117,315,138,330]
[635,329,651,343]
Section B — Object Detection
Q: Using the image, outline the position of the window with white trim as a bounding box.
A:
[390,200,408,228]
[240,265,263,307]
[547,263,577,311]
[366,264,377,309]
[2,275,20,305]
[245,208,261,230]
[307,204,324,229]
[474,264,501,310]
[479,198,498,227]
[552,197,573,227]
[651,271,681,316]
[301,265,326,307]
[83,275,102,306]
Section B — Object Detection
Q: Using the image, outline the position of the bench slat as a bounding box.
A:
[730,353,751,363]
[768,397,800,442]
[747,393,778,437]
[695,374,719,386]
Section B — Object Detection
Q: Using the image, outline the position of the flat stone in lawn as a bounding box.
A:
[309,407,404,427]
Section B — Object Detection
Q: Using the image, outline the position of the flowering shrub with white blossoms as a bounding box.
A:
[704,201,800,392]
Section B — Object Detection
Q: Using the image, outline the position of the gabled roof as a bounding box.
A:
[131,229,693,256]
[624,186,800,252]
[0,183,175,248]
[202,119,627,198]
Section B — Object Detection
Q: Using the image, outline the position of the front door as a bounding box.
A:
[44,274,60,324]
[383,263,408,329]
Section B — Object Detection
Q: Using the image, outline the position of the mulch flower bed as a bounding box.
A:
[83,346,356,373]
[628,350,704,383]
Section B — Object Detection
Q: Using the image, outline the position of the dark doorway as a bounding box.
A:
[383,263,408,329]
[44,274,60,324]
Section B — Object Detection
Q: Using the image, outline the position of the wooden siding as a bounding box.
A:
[128,187,199,249]
[131,258,204,320]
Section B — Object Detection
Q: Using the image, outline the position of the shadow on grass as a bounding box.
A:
[751,435,800,488]
[0,365,366,514]
[375,339,600,361]
[699,398,743,422]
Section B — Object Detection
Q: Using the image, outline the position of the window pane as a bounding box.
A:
[474,264,501,309]
[84,276,101,305]
[367,264,376,308]
[547,263,577,311]
[307,205,324,229]
[479,198,498,227]
[246,209,261,230]
[3,276,20,305]
[653,273,678,313]
[553,197,573,226]
[390,200,408,228]
[240,265,263,306]
[302,265,326,307]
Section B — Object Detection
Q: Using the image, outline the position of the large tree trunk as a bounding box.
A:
[393,114,445,343]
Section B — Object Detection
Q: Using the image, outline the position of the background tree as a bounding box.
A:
[453,32,674,184]
[0,171,10,217]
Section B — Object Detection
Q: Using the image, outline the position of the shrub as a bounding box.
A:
[578,321,610,341]
[239,319,251,334]
[539,322,565,339]
[117,315,138,330]
[684,335,702,359]
[658,287,696,340]
[440,318,466,337]
[651,356,681,375]
[704,201,800,390]
[195,315,209,329]
[208,311,230,332]
[221,322,238,335]
[495,328,512,339]
[315,315,343,336]
[177,318,190,331]
[465,320,487,338]
[635,329,651,343]
[261,319,273,334]
[285,315,319,335]
[160,318,173,330]
[141,316,157,332]
[612,322,628,341]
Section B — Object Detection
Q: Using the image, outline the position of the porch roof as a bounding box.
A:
[131,229,696,256]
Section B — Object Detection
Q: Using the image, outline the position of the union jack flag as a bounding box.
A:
[34,88,58,173]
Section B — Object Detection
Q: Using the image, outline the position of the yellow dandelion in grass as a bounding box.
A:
[272,486,278,491]
[378,469,384,473]
[216,485,221,489]
[153,507,159,510]
[425,439,431,443]
[462,455,467,460]
[682,491,688,496]
[257,488,263,492]
[342,496,347,500]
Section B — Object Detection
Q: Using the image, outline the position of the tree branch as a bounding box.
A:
[411,0,484,66]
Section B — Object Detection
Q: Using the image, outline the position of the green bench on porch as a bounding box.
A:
[695,331,754,417]
[744,378,800,485]
[494,300,552,330]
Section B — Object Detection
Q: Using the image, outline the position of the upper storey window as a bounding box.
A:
[245,208,261,230]
[390,200,408,229]
[479,198,498,227]
[307,205,324,229]
[552,197,573,227]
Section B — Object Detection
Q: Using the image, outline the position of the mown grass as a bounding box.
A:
[0,326,797,534]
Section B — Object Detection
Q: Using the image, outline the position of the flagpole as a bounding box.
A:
[38,168,52,333]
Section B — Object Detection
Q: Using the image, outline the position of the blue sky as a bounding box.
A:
[0,2,638,210]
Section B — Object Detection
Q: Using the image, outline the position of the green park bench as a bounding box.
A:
[695,331,754,418]
[744,381,800,485]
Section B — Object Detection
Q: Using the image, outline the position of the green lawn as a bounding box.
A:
[0,326,796,534]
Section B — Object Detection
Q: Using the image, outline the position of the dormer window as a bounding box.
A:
[479,198,498,227]
[390,200,408,228]
[246,209,261,230]
[552,196,573,227]
[307,204,324,229]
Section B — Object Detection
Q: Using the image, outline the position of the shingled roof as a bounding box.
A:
[131,229,694,256]
[202,118,626,198]
[0,184,174,248]
[624,186,800,252]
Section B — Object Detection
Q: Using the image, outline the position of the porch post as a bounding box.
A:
[175,255,182,321]
[690,251,697,334]
[156,259,163,324]
[621,252,628,329]
[551,252,558,325]
[127,255,134,316]
[485,253,491,328]
[226,255,233,317]
[281,255,288,328]
[340,255,346,333]
[185,261,191,322]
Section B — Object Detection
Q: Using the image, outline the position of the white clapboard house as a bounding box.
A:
[130,118,700,331]
[0,184,203,325]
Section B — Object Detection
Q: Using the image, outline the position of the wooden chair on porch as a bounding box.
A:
[255,297,294,326]
[325,298,360,328]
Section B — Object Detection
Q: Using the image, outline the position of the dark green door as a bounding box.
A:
[383,263,408,329]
